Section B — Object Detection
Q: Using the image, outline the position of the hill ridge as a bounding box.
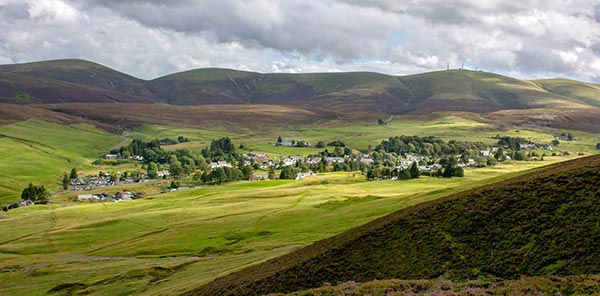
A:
[1,59,600,114]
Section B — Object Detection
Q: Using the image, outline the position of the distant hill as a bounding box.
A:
[1,59,600,114]
[190,155,600,295]
[534,78,600,108]
[0,59,157,104]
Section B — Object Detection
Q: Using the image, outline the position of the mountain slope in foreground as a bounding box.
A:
[190,155,600,295]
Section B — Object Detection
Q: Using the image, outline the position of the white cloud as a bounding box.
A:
[0,0,598,82]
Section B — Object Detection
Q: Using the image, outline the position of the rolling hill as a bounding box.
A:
[190,154,600,295]
[0,59,157,104]
[1,59,600,115]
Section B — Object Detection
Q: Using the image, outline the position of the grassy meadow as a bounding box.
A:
[0,114,598,295]
[0,159,570,296]
[129,114,595,159]
[0,120,121,205]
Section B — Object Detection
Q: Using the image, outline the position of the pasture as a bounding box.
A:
[0,159,566,295]
[0,120,121,204]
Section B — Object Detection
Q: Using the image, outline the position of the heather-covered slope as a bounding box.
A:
[2,59,600,114]
[190,155,600,295]
[0,59,157,104]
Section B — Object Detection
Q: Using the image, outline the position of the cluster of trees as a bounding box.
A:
[21,183,50,204]
[158,136,190,145]
[493,135,532,151]
[203,137,237,161]
[366,157,464,181]
[376,136,488,158]
[367,162,420,180]
[193,166,252,185]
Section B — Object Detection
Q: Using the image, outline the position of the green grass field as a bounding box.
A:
[0,157,575,296]
[0,120,122,205]
[128,114,595,159]
[0,116,598,295]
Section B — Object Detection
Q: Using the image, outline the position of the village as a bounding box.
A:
[67,134,567,204]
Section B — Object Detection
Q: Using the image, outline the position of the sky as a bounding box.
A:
[0,0,599,82]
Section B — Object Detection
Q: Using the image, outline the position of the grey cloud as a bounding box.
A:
[0,1,29,19]
[0,0,599,82]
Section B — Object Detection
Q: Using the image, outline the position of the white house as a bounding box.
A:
[104,154,118,160]
[209,161,233,169]
[295,171,315,180]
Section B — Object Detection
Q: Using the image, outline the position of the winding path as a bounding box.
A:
[108,131,131,152]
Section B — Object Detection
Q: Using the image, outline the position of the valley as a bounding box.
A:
[0,60,599,296]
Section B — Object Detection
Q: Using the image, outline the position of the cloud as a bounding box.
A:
[0,0,598,82]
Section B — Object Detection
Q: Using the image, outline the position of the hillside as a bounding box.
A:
[1,59,600,114]
[191,155,600,295]
[535,78,600,108]
[0,59,158,104]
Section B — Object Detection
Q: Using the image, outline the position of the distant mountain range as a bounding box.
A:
[2,59,600,114]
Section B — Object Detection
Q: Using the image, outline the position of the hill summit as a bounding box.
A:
[2,59,600,114]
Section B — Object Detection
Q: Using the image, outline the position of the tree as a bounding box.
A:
[442,157,463,178]
[147,162,158,179]
[62,173,69,190]
[279,166,297,180]
[409,162,420,179]
[210,167,226,184]
[241,166,253,180]
[316,141,325,148]
[21,183,49,204]
[170,181,180,189]
[277,136,282,143]
[366,168,378,180]
[399,169,412,180]
[268,167,276,180]
[69,168,78,179]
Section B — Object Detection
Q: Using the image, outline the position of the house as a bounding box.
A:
[280,140,294,147]
[255,173,269,180]
[359,154,374,164]
[70,178,85,185]
[77,194,101,200]
[251,153,270,163]
[283,156,303,166]
[480,150,491,157]
[261,160,278,168]
[360,158,374,165]
[325,157,345,164]
[209,161,232,169]
[19,200,34,207]
[405,154,422,162]
[157,170,171,178]
[295,171,315,180]
[104,154,118,160]
[397,160,413,170]
[306,157,322,164]
[115,191,133,200]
